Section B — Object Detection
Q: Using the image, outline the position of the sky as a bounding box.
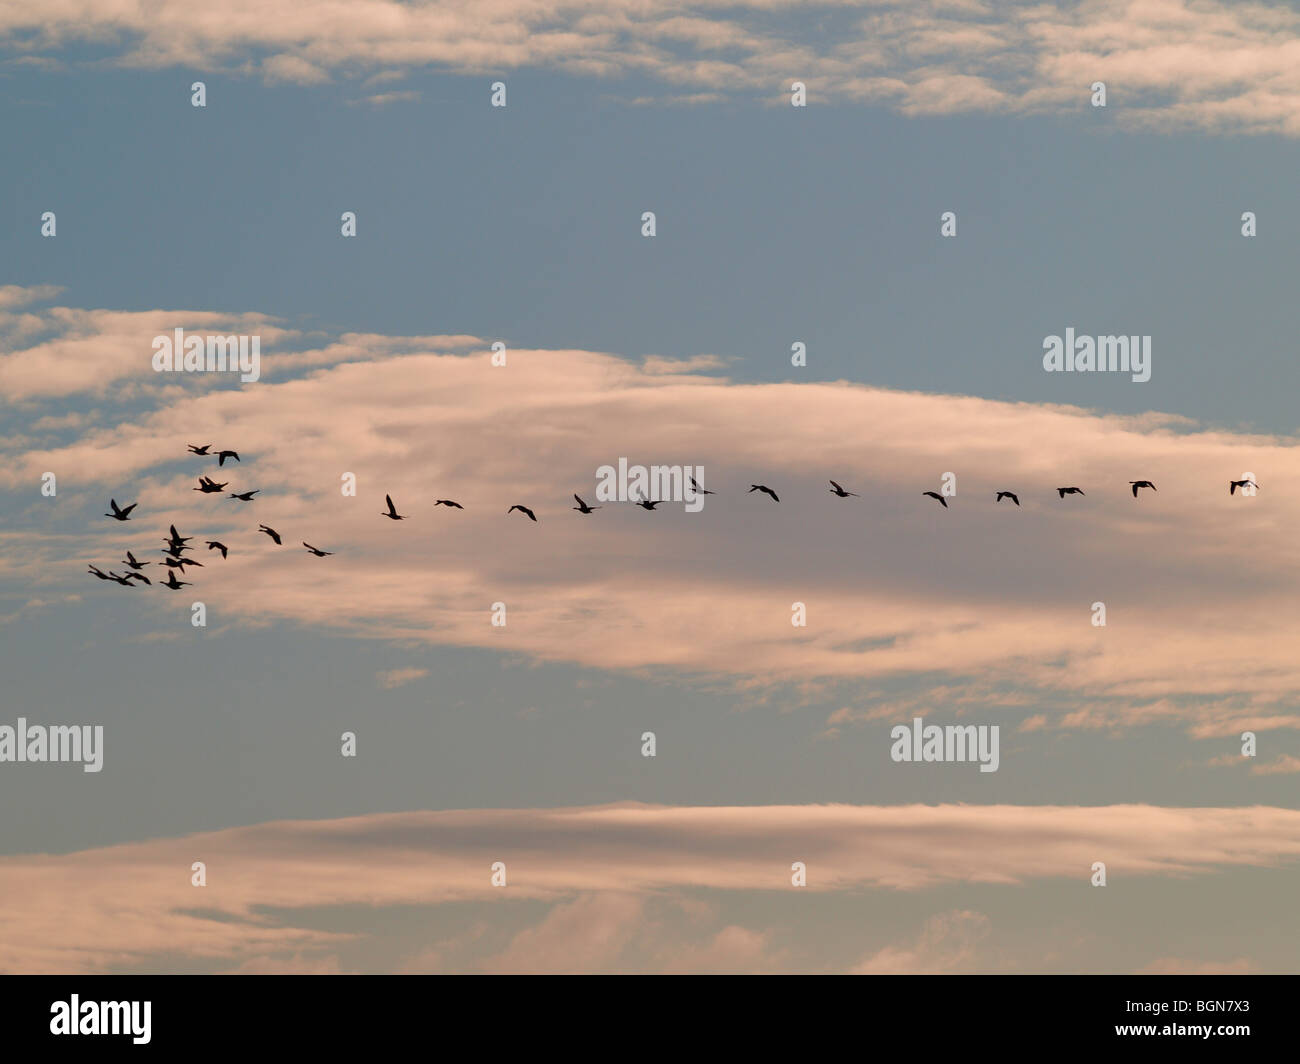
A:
[1,0,1298,974]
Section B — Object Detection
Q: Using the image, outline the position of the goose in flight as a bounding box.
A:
[187,444,212,455]
[434,499,464,509]
[1129,480,1156,497]
[922,491,948,508]
[229,490,259,502]
[381,494,406,521]
[168,525,194,545]
[572,494,600,514]
[163,556,203,571]
[206,541,229,559]
[216,450,240,466]
[258,524,283,545]
[126,571,152,586]
[828,480,857,498]
[122,551,151,569]
[161,571,191,590]
[193,476,228,493]
[105,499,137,521]
[995,491,1019,506]
[636,498,663,510]
[107,571,135,587]
[303,542,333,557]
[87,565,112,581]
[508,505,538,522]
[1057,487,1085,498]
[689,475,716,496]
[748,484,779,502]
[161,543,191,558]
[1229,479,1258,495]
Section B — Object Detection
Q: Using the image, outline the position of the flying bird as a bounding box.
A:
[107,571,135,587]
[1129,480,1157,497]
[229,490,259,502]
[258,525,283,545]
[434,499,464,509]
[1057,487,1085,498]
[161,543,191,558]
[206,541,229,559]
[748,484,779,502]
[87,565,112,581]
[572,494,600,514]
[689,475,716,496]
[193,476,228,493]
[828,480,857,498]
[164,557,203,571]
[922,491,948,508]
[1229,479,1258,495]
[381,494,406,521]
[508,505,538,522]
[303,542,333,557]
[122,551,150,569]
[161,571,191,590]
[636,498,663,510]
[216,450,240,466]
[126,571,152,586]
[187,444,212,455]
[168,525,193,544]
[995,491,1020,506]
[105,499,137,521]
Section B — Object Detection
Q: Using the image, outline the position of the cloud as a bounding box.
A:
[4,2,1300,134]
[1,801,1297,973]
[376,667,428,689]
[3,298,1300,733]
[851,909,990,973]
[1135,956,1259,975]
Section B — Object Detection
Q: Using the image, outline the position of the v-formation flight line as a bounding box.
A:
[89,452,1261,590]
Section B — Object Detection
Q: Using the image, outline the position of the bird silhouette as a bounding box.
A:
[125,571,152,586]
[216,450,240,466]
[193,476,228,494]
[689,475,716,496]
[922,491,948,508]
[161,571,191,590]
[749,484,779,502]
[303,542,333,557]
[87,565,112,581]
[229,490,259,502]
[828,480,857,498]
[1057,487,1085,498]
[636,498,663,510]
[995,491,1020,506]
[187,444,212,455]
[1229,479,1258,495]
[258,525,283,545]
[381,494,406,520]
[572,494,600,514]
[106,571,135,587]
[168,525,194,544]
[434,499,464,509]
[122,551,150,569]
[164,557,203,571]
[1129,480,1156,497]
[105,499,137,521]
[206,541,229,559]
[508,505,538,522]
[161,542,191,558]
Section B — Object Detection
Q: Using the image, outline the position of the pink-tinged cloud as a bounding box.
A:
[3,293,1300,732]
[0,802,1297,972]
[4,2,1300,135]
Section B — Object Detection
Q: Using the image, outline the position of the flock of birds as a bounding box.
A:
[88,443,332,591]
[87,449,1263,590]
